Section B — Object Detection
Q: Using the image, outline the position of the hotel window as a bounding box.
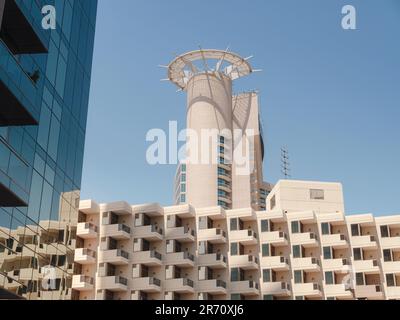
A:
[351,224,360,236]
[310,189,324,200]
[181,184,186,192]
[180,194,186,203]
[294,270,304,284]
[262,244,271,257]
[323,246,332,260]
[292,245,302,258]
[231,268,244,282]
[230,218,243,231]
[231,294,243,300]
[325,271,335,285]
[291,221,301,234]
[386,274,396,287]
[261,219,270,232]
[353,248,362,261]
[263,269,276,283]
[355,273,365,286]
[181,174,186,182]
[263,295,274,300]
[231,243,239,256]
[383,249,392,262]
[270,195,276,210]
[380,225,389,238]
[321,223,331,235]
[198,241,207,255]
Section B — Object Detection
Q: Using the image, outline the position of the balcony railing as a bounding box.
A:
[149,277,161,287]
[183,278,194,288]
[309,233,318,241]
[216,253,227,263]
[116,249,129,259]
[118,224,131,234]
[281,282,290,290]
[313,283,321,291]
[81,248,96,258]
[150,250,162,260]
[82,222,98,232]
[248,255,259,264]
[77,275,94,285]
[216,229,227,238]
[280,256,289,264]
[248,230,257,238]
[116,276,128,286]
[249,281,259,289]
[151,225,163,235]
[183,252,195,261]
[216,280,227,288]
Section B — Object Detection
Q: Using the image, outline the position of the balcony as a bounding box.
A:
[101,224,131,240]
[380,236,400,249]
[165,278,195,294]
[131,277,161,293]
[260,231,288,246]
[382,261,400,273]
[131,250,162,266]
[292,283,322,298]
[354,285,384,299]
[98,249,129,265]
[165,252,195,267]
[97,276,128,292]
[166,226,195,242]
[230,229,257,245]
[260,256,290,271]
[322,258,350,273]
[74,248,96,265]
[21,268,39,281]
[230,281,259,296]
[324,284,353,299]
[133,225,163,241]
[385,286,400,299]
[77,222,98,239]
[353,259,380,274]
[292,257,320,272]
[218,181,231,193]
[291,233,319,248]
[72,275,94,291]
[230,255,259,270]
[261,282,291,297]
[0,0,48,54]
[198,280,227,295]
[350,235,377,249]
[198,228,227,244]
[321,234,348,249]
[197,253,227,269]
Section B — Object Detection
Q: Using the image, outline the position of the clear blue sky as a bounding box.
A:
[81,0,400,216]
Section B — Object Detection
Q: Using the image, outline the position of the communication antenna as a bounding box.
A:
[281,146,291,179]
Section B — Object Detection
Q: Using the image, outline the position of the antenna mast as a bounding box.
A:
[281,147,291,179]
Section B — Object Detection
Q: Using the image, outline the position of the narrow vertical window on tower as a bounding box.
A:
[216,135,232,209]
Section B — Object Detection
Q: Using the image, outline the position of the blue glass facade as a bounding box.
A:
[0,0,97,299]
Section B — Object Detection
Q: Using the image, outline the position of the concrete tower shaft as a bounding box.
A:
[166,49,266,209]
[185,72,233,207]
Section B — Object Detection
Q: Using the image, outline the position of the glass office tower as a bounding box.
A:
[0,0,97,299]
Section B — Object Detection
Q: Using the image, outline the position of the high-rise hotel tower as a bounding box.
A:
[168,49,272,211]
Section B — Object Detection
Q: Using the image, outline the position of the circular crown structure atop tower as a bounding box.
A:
[166,49,255,90]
